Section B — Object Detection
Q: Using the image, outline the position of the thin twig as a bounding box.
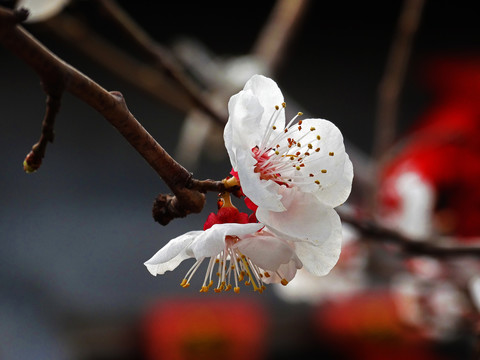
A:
[252,0,310,74]
[44,14,192,112]
[23,93,62,172]
[373,0,426,159]
[96,0,227,125]
[338,207,480,258]
[0,6,209,223]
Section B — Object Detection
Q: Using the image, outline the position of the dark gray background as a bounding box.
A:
[1,1,479,359]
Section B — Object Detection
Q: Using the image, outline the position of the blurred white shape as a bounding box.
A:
[381,170,435,240]
[175,48,269,169]
[175,110,212,168]
[392,273,468,340]
[17,0,69,23]
[468,275,480,312]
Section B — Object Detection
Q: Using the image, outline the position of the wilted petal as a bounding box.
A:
[144,231,202,275]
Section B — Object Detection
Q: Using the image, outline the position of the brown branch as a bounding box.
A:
[96,0,227,125]
[338,207,480,258]
[0,6,207,223]
[23,93,62,172]
[373,0,426,159]
[252,0,310,74]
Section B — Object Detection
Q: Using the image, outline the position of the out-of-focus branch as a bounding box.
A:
[44,13,192,113]
[373,0,425,160]
[95,0,227,125]
[252,0,310,74]
[0,6,228,224]
[338,207,480,258]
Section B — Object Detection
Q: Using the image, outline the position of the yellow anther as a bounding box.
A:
[200,286,209,293]
[182,282,191,288]
[296,166,301,170]
[321,169,327,173]
[315,180,320,185]
[208,280,214,288]
[226,284,232,291]
[216,272,220,277]
[315,148,320,152]
[297,143,301,147]
[275,105,279,110]
[316,135,321,140]
[310,127,316,131]
[298,112,303,116]
[180,279,187,287]
[308,144,313,149]
[281,279,288,286]
[261,285,267,291]
[234,287,240,293]
[264,272,270,278]
[272,125,277,130]
[245,281,251,286]
[214,288,221,293]
[215,259,220,263]
[282,102,286,108]
[275,151,279,155]
[329,152,334,156]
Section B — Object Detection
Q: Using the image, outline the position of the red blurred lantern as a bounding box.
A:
[142,296,268,360]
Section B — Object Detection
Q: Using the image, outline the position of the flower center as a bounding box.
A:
[251,103,333,188]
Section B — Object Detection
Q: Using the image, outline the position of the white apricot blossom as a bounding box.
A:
[144,194,342,293]
[145,222,303,293]
[224,74,353,212]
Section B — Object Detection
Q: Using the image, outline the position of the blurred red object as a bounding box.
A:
[142,296,268,360]
[378,54,480,239]
[313,290,442,360]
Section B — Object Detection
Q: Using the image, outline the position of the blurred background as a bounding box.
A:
[1,0,480,359]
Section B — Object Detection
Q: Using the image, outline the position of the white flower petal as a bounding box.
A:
[262,260,302,284]
[236,234,296,271]
[294,225,342,277]
[17,0,69,23]
[190,223,264,259]
[273,118,350,203]
[243,75,285,129]
[144,231,202,276]
[257,187,339,244]
[224,90,264,169]
[315,153,354,207]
